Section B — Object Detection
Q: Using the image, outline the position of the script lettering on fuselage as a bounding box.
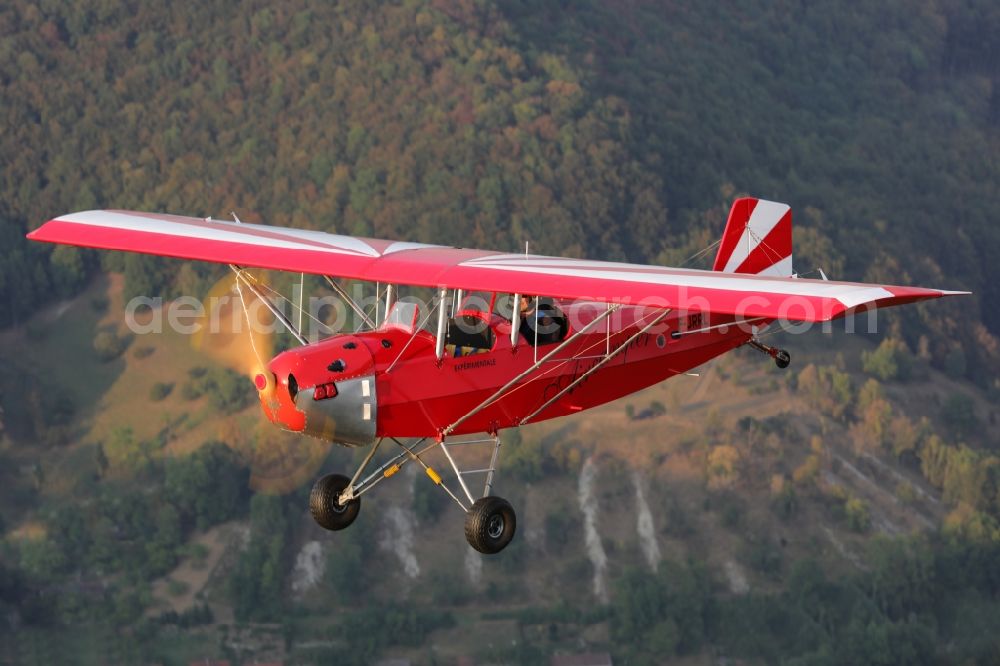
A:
[541,330,656,401]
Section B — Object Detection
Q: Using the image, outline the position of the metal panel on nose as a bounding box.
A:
[294,374,377,448]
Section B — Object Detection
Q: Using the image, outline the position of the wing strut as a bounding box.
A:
[521,308,672,424]
[441,303,621,438]
[230,265,308,346]
[323,276,376,329]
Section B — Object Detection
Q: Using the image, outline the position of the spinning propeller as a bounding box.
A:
[191,270,275,378]
[191,271,331,494]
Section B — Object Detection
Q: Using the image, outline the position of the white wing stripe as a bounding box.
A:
[466,262,895,307]
[382,241,444,254]
[835,286,896,308]
[54,210,379,256]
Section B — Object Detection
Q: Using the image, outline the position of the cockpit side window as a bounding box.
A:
[445,314,495,356]
[520,297,568,346]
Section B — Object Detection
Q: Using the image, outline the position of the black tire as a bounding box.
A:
[309,474,360,531]
[464,496,517,554]
[775,349,791,369]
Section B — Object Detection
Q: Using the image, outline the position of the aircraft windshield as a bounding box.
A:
[458,291,524,320]
[383,300,419,332]
[457,291,494,314]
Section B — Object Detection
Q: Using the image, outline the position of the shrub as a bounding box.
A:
[184,542,211,568]
[862,337,913,381]
[742,539,783,577]
[895,481,916,504]
[793,455,821,486]
[721,501,744,529]
[797,364,854,420]
[149,382,174,401]
[180,381,202,401]
[772,484,799,521]
[545,506,583,552]
[179,367,249,411]
[167,579,190,597]
[635,401,667,420]
[93,330,130,362]
[90,296,109,313]
[132,345,155,359]
[707,445,741,489]
[845,497,871,532]
[204,368,252,414]
[941,393,977,438]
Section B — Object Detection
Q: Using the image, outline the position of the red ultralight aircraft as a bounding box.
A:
[28,198,966,553]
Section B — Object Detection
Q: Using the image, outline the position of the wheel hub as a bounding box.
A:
[487,514,504,539]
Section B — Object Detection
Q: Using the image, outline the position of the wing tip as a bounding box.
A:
[26,218,69,242]
[25,226,48,241]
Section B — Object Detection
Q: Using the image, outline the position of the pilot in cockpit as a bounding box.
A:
[519,295,567,345]
[519,294,536,319]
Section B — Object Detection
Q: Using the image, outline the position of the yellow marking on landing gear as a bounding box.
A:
[425,467,442,485]
[384,464,400,478]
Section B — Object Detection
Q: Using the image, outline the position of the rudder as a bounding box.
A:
[712,197,793,277]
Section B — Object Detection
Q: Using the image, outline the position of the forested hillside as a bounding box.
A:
[500,0,1000,383]
[2,1,1000,664]
[1,0,665,319]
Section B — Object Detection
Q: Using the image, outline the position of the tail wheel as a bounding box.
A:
[465,496,516,554]
[309,474,360,531]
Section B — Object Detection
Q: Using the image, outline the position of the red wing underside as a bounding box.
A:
[28,210,967,322]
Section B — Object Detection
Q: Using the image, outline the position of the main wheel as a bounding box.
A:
[465,496,517,554]
[774,349,791,369]
[309,474,360,531]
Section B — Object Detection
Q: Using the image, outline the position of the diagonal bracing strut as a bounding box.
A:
[521,308,672,424]
[230,264,308,345]
[323,275,377,330]
[441,303,621,437]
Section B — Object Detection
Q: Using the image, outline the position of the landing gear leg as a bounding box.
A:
[748,338,791,369]
[308,434,518,553]
[409,432,518,554]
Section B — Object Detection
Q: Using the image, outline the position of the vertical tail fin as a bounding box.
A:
[713,198,793,277]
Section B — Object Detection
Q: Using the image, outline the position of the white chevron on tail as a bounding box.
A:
[713,198,793,277]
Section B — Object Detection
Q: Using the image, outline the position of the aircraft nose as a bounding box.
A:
[257,355,306,432]
[254,371,274,392]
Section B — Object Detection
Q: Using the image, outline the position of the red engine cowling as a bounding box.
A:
[256,335,377,447]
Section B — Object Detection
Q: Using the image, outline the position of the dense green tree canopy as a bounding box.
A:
[0,0,667,325]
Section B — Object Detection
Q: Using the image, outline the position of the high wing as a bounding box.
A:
[28,209,968,322]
